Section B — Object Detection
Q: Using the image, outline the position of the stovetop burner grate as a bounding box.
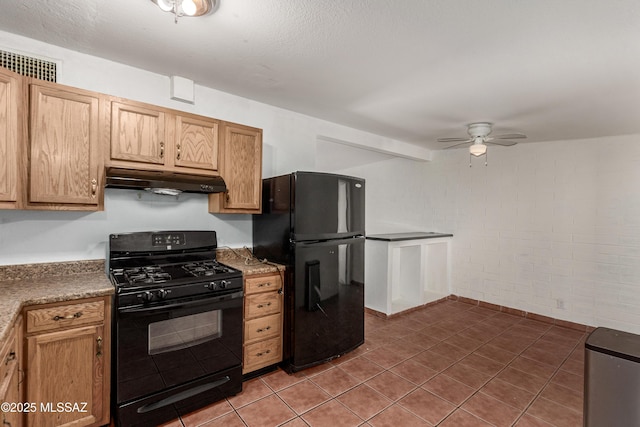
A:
[125,268,172,284]
[182,261,237,277]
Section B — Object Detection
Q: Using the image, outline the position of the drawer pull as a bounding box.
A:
[257,282,272,288]
[256,326,272,333]
[256,302,272,308]
[52,312,83,321]
[96,336,103,357]
[256,349,271,357]
[5,351,15,365]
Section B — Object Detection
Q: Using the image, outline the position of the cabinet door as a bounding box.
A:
[111,101,165,165]
[26,325,106,427]
[174,114,220,172]
[29,84,101,207]
[0,68,20,207]
[209,123,262,213]
[0,316,23,427]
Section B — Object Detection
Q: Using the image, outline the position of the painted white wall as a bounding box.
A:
[329,134,640,334]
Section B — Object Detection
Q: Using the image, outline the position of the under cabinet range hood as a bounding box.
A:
[105,168,227,195]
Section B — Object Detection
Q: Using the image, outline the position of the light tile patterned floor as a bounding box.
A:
[166,300,587,427]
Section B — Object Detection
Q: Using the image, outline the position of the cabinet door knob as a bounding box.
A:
[159,141,165,159]
[176,143,181,160]
[96,336,103,357]
[91,178,97,197]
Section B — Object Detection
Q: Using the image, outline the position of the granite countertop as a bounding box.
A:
[366,231,454,241]
[216,247,285,276]
[0,250,284,349]
[0,260,114,348]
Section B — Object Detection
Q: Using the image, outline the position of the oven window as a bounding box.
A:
[148,310,222,355]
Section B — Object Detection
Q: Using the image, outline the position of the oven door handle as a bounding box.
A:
[118,291,243,314]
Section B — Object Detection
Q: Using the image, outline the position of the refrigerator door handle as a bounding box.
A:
[305,260,322,311]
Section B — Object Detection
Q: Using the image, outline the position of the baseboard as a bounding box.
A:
[366,294,595,333]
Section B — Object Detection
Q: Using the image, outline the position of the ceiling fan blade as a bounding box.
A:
[437,137,472,143]
[486,140,518,146]
[493,133,527,140]
[444,141,472,149]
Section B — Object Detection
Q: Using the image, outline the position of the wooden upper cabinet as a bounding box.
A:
[108,98,220,175]
[0,67,22,208]
[173,114,219,172]
[110,101,165,165]
[27,82,105,210]
[209,122,262,213]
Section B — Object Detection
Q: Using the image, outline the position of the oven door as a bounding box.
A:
[115,291,243,427]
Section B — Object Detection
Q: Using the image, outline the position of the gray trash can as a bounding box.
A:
[585,327,640,427]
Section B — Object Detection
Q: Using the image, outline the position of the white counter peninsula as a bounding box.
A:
[365,232,453,316]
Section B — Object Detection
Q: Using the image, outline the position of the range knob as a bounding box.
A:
[157,289,170,299]
[206,281,218,290]
[139,291,154,302]
[219,280,230,289]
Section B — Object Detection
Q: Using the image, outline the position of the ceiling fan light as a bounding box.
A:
[469,143,487,156]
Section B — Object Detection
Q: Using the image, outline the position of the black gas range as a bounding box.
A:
[108,231,244,427]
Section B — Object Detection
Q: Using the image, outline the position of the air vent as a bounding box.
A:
[0,50,57,82]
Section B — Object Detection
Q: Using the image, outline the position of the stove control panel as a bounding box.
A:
[116,276,243,307]
[152,233,185,246]
[137,289,172,302]
[206,280,231,291]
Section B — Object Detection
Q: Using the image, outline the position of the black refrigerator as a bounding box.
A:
[253,171,365,372]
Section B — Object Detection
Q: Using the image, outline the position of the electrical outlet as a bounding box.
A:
[556,299,565,310]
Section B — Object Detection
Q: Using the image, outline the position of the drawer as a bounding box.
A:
[245,273,282,295]
[244,313,281,344]
[244,292,281,319]
[243,336,282,373]
[26,299,105,334]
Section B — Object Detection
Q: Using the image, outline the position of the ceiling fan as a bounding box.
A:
[437,122,526,157]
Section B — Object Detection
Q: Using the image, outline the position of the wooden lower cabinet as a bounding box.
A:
[23,296,111,427]
[0,315,23,427]
[243,272,283,374]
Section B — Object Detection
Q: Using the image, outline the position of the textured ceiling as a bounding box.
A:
[0,0,639,150]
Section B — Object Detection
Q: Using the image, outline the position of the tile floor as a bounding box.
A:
[167,300,588,427]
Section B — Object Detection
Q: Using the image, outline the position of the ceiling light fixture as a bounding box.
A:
[469,142,487,157]
[151,0,217,23]
[469,137,488,167]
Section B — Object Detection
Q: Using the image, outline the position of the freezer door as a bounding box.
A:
[292,172,365,241]
[287,236,365,371]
